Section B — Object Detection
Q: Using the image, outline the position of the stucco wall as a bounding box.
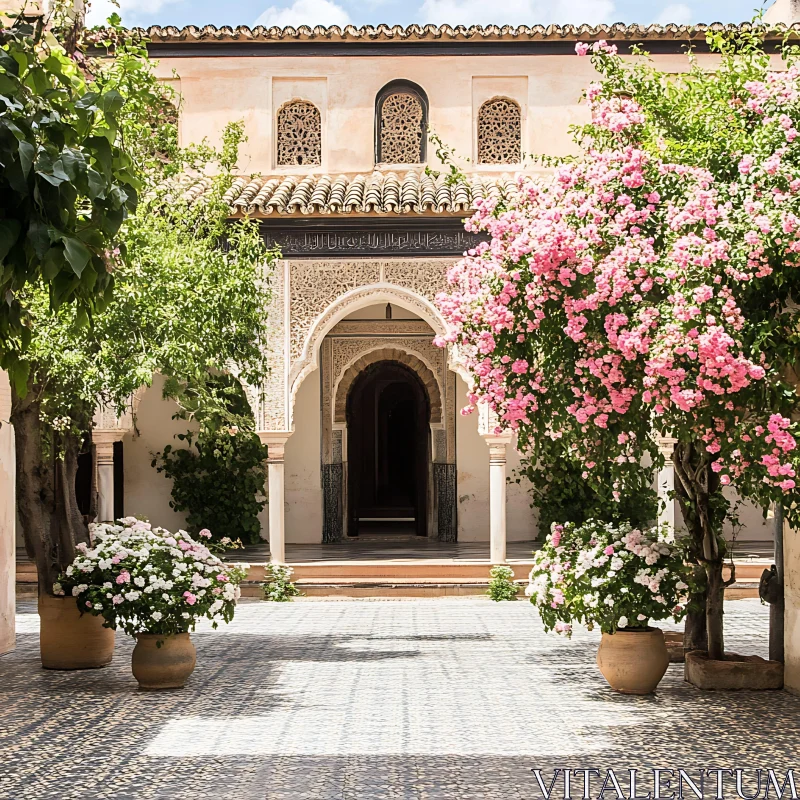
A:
[455,375,537,543]
[122,375,197,532]
[153,52,728,177]
[284,369,323,543]
[0,372,15,655]
[786,524,800,694]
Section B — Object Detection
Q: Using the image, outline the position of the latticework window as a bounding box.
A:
[277,100,321,166]
[477,98,522,165]
[379,92,424,164]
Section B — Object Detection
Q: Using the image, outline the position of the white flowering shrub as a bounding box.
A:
[55,517,248,638]
[526,520,698,636]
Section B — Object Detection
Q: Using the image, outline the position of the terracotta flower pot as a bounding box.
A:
[132,632,196,690]
[596,627,670,694]
[39,593,115,670]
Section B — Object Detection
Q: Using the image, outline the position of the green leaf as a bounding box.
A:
[98,89,124,115]
[75,91,99,111]
[10,359,29,398]
[26,219,50,259]
[17,140,34,177]
[85,168,107,200]
[63,237,91,276]
[0,220,21,263]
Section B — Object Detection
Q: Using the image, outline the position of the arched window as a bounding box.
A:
[277,100,321,166]
[375,80,428,165]
[477,98,522,165]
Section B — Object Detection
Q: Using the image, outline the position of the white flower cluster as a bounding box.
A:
[526,520,694,637]
[55,517,247,638]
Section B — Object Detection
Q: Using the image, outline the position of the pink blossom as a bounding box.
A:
[115,570,130,585]
[183,591,197,606]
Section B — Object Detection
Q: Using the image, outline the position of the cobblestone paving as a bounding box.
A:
[0,598,797,800]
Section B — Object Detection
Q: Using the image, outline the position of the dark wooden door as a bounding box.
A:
[346,362,429,536]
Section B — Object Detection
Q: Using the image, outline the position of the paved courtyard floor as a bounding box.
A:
[0,597,798,800]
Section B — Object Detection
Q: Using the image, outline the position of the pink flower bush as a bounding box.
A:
[436,47,800,520]
[436,38,800,658]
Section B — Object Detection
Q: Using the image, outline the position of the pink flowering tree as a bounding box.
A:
[436,32,800,661]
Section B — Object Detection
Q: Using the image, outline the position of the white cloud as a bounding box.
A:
[84,0,183,26]
[255,0,351,27]
[655,3,693,25]
[419,0,615,26]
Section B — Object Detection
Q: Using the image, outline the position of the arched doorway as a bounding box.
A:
[346,361,430,537]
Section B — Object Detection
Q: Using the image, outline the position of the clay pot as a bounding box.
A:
[596,627,670,694]
[132,632,196,690]
[39,593,115,670]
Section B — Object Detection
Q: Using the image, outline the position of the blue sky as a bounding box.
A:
[85,0,780,30]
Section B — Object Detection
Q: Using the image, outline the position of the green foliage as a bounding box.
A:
[153,376,269,545]
[487,565,519,602]
[262,564,302,602]
[9,13,276,589]
[517,439,658,540]
[0,11,151,389]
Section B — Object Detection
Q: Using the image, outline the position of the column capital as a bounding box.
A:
[481,432,514,463]
[657,435,678,462]
[94,430,125,465]
[257,431,293,462]
[93,429,127,446]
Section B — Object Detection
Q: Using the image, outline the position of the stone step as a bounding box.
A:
[245,560,534,582]
[243,579,761,600]
[15,558,766,600]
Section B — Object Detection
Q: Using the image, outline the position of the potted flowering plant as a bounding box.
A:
[56,517,248,689]
[526,520,697,694]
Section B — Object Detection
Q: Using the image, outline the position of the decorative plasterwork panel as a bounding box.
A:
[380,93,424,164]
[477,98,522,165]
[330,319,434,337]
[289,260,382,362]
[382,260,450,303]
[259,260,288,431]
[93,387,146,433]
[288,258,452,366]
[277,100,322,167]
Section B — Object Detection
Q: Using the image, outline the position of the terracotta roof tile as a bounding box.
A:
[136,22,797,45]
[178,170,518,217]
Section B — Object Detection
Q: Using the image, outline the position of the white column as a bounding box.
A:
[93,431,124,523]
[482,434,513,564]
[0,371,15,656]
[657,436,677,537]
[258,432,293,564]
[786,522,800,695]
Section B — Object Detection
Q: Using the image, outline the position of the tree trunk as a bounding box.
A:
[684,603,708,652]
[705,560,726,661]
[11,381,59,593]
[53,427,90,566]
[673,440,727,662]
[11,381,91,595]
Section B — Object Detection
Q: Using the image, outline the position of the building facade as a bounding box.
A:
[86,21,789,559]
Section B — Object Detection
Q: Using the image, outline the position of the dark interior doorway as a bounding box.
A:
[346,361,430,537]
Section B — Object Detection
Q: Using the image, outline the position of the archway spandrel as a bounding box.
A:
[334,347,442,425]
